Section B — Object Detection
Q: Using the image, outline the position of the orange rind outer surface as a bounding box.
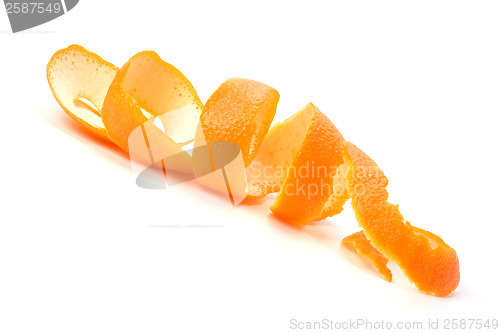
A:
[269,103,348,226]
[198,78,279,167]
[196,85,349,224]
[344,142,460,296]
[193,78,279,203]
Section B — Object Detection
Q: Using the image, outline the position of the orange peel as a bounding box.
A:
[342,231,392,282]
[344,142,460,296]
[46,45,460,297]
[198,78,279,167]
[196,79,348,223]
[101,51,203,153]
[46,44,118,140]
[192,78,279,203]
[267,103,348,225]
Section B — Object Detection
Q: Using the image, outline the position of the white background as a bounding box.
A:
[1,1,499,332]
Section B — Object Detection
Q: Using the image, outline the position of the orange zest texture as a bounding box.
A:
[344,143,459,296]
[199,78,279,167]
[46,45,460,297]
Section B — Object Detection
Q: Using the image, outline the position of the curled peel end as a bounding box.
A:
[47,44,118,140]
[342,231,392,282]
[344,142,460,297]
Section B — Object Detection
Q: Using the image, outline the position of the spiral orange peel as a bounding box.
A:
[46,45,460,297]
